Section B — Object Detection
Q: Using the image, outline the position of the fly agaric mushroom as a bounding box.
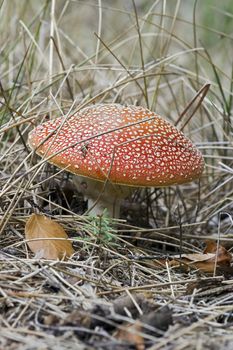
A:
[28,104,204,217]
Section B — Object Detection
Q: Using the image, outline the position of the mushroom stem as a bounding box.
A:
[87,197,121,218]
[73,176,132,218]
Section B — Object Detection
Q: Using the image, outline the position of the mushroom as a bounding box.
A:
[28,104,204,217]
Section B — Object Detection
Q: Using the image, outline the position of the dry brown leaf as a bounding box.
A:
[25,214,74,259]
[204,240,232,265]
[153,242,232,273]
[115,320,145,350]
[179,253,216,262]
[168,257,217,273]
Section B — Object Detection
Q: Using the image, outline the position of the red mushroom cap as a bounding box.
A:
[28,104,204,187]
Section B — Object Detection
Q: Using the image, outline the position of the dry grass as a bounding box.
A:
[0,0,233,349]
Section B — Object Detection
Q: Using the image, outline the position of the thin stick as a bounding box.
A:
[132,0,149,107]
[175,83,210,130]
[49,0,56,108]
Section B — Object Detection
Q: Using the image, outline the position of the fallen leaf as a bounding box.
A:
[180,253,217,262]
[204,240,232,266]
[115,320,145,350]
[25,214,74,259]
[152,242,232,273]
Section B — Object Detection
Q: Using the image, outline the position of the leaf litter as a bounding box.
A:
[2,217,233,350]
[25,213,74,260]
[152,240,232,273]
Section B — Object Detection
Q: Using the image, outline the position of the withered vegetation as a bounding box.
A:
[1,1,233,349]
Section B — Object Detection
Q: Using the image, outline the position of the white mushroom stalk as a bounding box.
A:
[73,176,132,217]
[28,104,204,218]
